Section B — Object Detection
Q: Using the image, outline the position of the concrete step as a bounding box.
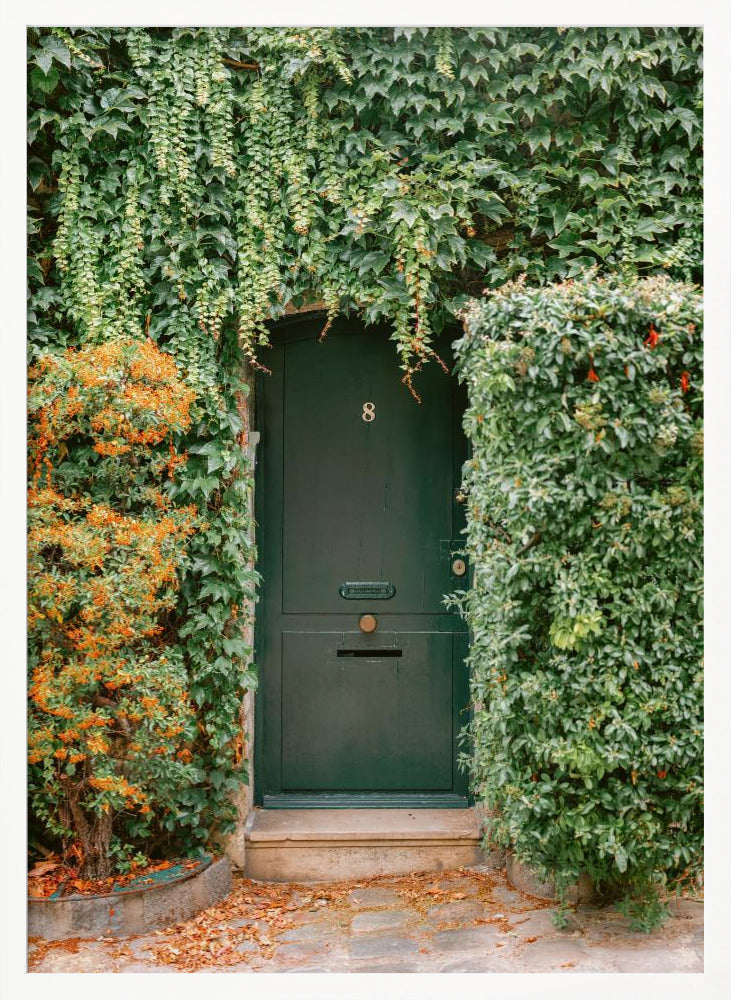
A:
[244,807,485,882]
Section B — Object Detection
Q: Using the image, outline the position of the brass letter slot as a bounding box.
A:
[337,649,402,658]
[339,581,395,600]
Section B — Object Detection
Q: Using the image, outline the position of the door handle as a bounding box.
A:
[359,613,377,633]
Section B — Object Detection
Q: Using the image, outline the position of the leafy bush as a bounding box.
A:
[28,339,200,878]
[454,274,703,928]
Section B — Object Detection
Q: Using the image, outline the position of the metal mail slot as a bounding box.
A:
[337,649,402,658]
[339,581,396,600]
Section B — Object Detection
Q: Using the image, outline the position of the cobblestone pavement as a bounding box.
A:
[28,865,703,974]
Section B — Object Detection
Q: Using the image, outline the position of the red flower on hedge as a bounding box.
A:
[587,366,600,383]
[644,325,660,349]
[657,770,667,780]
[680,371,691,393]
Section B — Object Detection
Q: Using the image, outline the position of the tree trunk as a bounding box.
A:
[78,810,114,880]
[64,782,114,880]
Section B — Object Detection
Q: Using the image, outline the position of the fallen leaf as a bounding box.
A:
[28,860,62,878]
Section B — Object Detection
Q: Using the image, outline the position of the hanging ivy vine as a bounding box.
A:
[29,26,702,374]
[27,26,702,858]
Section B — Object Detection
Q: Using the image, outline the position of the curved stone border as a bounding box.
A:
[506,852,595,904]
[28,856,232,941]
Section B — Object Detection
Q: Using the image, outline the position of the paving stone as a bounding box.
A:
[433,878,481,894]
[582,920,689,950]
[513,938,589,972]
[289,906,328,924]
[126,938,156,959]
[496,929,523,944]
[666,917,704,941]
[235,939,260,955]
[351,909,412,933]
[348,961,422,973]
[346,887,402,908]
[437,957,504,973]
[115,961,170,973]
[581,922,635,942]
[488,883,528,908]
[608,946,702,974]
[511,908,562,937]
[227,916,268,931]
[667,898,704,920]
[276,922,336,943]
[285,966,334,973]
[32,947,117,974]
[349,934,420,960]
[274,941,328,962]
[430,925,502,953]
[426,899,487,925]
[287,890,314,906]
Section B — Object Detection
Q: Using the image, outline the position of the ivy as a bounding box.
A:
[29,26,701,374]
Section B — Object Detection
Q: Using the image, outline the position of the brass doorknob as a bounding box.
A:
[452,557,467,577]
[359,614,377,633]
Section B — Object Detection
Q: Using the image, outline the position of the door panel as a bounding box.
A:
[255,317,469,807]
[281,632,453,790]
[282,332,453,615]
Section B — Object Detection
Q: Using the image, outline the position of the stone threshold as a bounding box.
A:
[244,807,486,882]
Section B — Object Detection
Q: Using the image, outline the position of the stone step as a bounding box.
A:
[244,807,486,882]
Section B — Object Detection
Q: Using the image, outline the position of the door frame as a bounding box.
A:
[252,312,473,808]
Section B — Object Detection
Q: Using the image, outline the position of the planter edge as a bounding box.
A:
[506,851,596,904]
[28,856,232,941]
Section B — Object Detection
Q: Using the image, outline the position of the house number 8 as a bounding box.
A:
[362,401,376,422]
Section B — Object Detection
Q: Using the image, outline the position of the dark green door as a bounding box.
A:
[255,316,469,807]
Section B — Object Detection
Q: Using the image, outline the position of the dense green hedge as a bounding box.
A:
[455,275,703,928]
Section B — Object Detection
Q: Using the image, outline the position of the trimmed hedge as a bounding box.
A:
[454,274,703,929]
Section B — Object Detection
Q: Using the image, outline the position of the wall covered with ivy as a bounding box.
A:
[27,27,702,864]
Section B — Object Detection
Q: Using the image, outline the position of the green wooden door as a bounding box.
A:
[255,316,469,807]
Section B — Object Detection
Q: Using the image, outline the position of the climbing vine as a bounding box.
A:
[27,27,702,864]
[29,27,702,375]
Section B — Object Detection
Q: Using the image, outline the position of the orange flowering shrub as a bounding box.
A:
[28,339,199,879]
